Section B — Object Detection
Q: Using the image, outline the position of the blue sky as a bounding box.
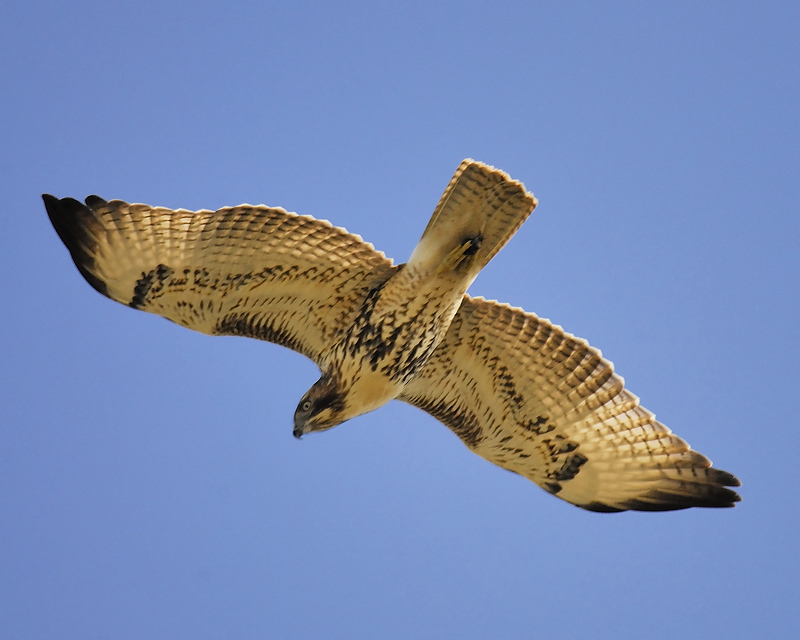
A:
[2,1,798,638]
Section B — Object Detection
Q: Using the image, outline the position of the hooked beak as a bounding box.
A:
[293,417,306,439]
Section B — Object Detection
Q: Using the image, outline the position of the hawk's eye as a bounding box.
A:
[301,400,312,412]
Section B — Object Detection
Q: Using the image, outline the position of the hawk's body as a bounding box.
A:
[44,160,740,512]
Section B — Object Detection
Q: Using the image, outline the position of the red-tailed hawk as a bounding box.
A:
[44,160,740,512]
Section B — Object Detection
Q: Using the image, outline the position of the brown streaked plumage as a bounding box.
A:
[44,159,741,512]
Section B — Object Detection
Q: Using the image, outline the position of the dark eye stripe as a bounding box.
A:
[313,391,345,415]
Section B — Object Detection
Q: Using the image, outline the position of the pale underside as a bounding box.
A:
[43,159,740,511]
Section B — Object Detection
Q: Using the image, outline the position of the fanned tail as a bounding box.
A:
[407,160,537,277]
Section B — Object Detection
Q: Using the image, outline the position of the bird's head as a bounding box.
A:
[293,375,347,438]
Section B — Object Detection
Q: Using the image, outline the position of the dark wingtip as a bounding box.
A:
[85,194,108,208]
[580,502,626,513]
[625,486,742,511]
[579,468,742,513]
[718,470,742,488]
[43,193,111,298]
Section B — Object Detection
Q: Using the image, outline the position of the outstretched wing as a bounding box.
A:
[44,195,395,365]
[399,296,741,512]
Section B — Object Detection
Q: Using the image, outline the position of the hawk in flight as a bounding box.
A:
[44,160,740,512]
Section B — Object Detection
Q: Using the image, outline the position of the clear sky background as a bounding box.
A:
[2,2,798,638]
